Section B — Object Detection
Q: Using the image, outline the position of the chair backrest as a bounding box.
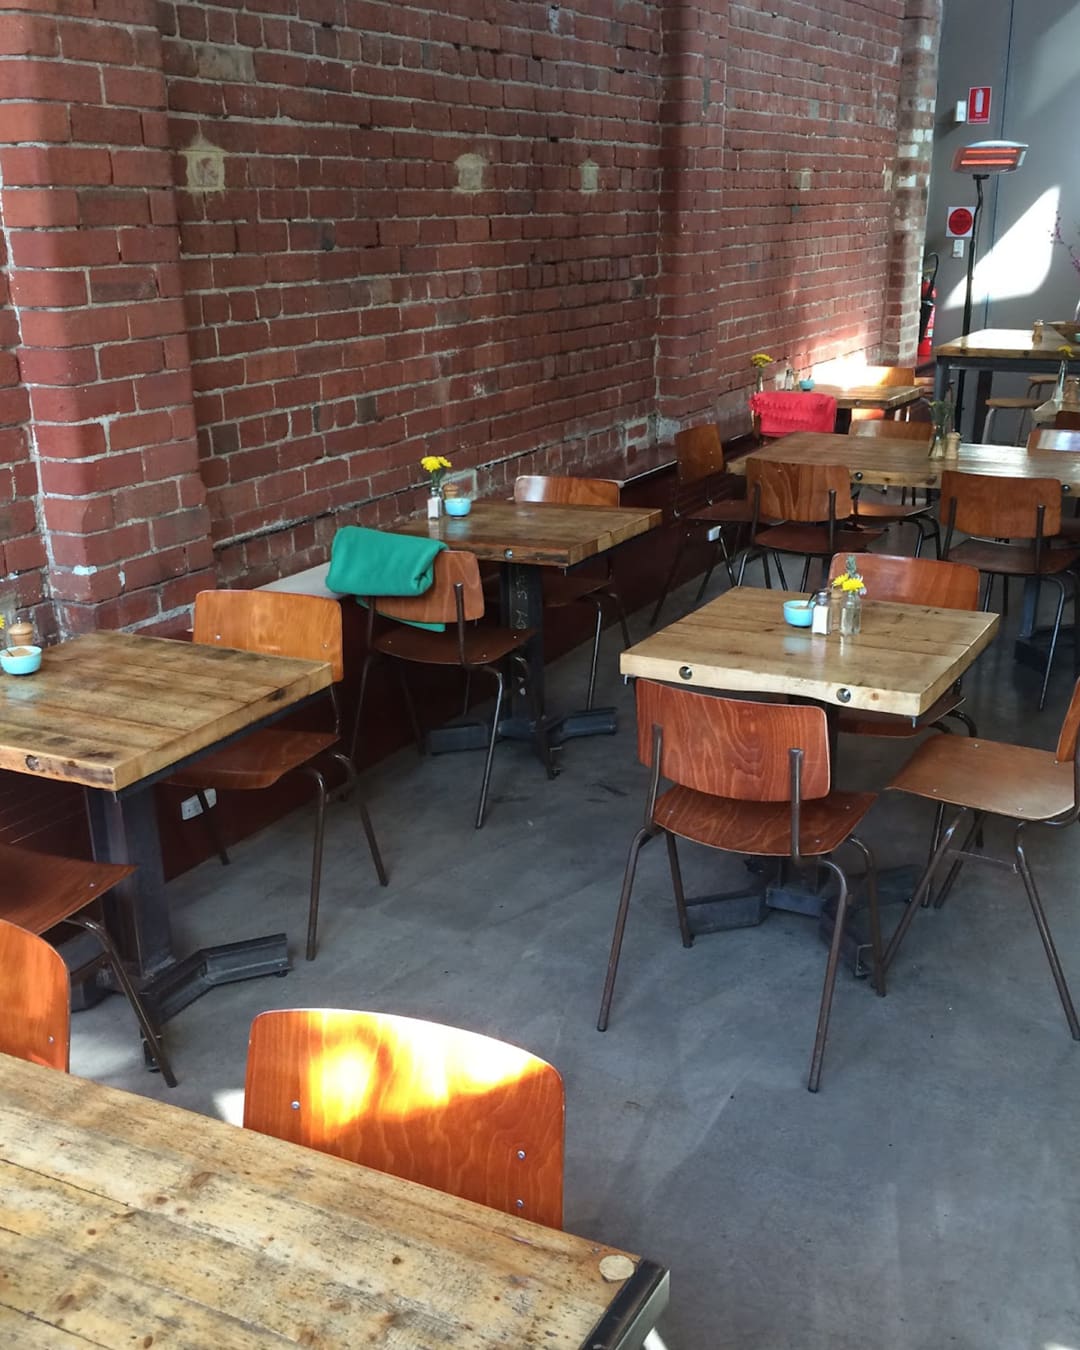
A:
[816,362,918,389]
[674,424,726,485]
[635,680,831,801]
[849,420,933,444]
[514,475,620,507]
[244,1008,565,1229]
[1056,679,1080,764]
[750,391,838,437]
[747,458,852,523]
[194,590,346,682]
[939,470,1063,539]
[0,919,69,1071]
[372,550,486,624]
[1055,410,1080,430]
[827,553,980,610]
[1028,428,1080,452]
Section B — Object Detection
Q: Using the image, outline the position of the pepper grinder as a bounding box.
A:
[7,618,33,650]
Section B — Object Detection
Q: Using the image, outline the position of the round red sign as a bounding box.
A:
[947,207,974,238]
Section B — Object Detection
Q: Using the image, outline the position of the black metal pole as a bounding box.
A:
[955,174,987,425]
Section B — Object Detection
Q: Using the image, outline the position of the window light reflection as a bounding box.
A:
[943,186,1060,311]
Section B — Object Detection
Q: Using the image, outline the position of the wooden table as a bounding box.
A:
[0,632,331,1022]
[734,431,1080,493]
[808,383,925,432]
[397,500,662,745]
[619,586,999,718]
[0,1053,668,1349]
[934,327,1080,439]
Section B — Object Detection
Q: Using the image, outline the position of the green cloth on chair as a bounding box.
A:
[327,527,448,632]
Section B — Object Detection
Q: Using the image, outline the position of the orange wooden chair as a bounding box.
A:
[0,917,69,1070]
[741,458,884,590]
[938,471,1079,709]
[884,678,1080,1042]
[243,1007,565,1229]
[848,420,933,444]
[650,424,756,626]
[827,553,981,740]
[0,848,174,1083]
[597,681,883,1092]
[350,548,555,829]
[1027,427,1080,452]
[169,590,387,962]
[513,475,631,709]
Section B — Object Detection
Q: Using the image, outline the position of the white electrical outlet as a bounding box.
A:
[180,789,217,821]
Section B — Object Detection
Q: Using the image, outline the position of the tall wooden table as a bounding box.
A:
[396,500,661,746]
[0,1053,668,1349]
[933,327,1080,439]
[0,632,332,1023]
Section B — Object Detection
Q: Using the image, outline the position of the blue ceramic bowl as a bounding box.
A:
[783,599,814,628]
[444,497,472,517]
[1,644,42,675]
[799,378,816,391]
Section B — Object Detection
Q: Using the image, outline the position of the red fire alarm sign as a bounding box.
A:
[967,86,991,124]
[946,206,974,239]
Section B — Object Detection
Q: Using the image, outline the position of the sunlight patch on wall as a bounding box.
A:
[945,186,1060,309]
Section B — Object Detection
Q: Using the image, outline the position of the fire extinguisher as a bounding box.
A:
[917,252,938,363]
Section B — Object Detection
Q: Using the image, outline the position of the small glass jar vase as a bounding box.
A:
[839,590,863,636]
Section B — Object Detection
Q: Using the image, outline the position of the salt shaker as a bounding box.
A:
[7,618,33,650]
[1032,320,1045,346]
[810,589,832,635]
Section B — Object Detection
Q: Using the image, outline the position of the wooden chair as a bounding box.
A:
[1027,428,1080,452]
[597,681,883,1092]
[649,424,755,626]
[0,847,175,1083]
[244,1008,565,1229]
[845,365,926,423]
[170,590,387,962]
[513,475,631,710]
[0,917,69,1070]
[938,471,1080,709]
[740,459,884,590]
[883,677,1080,1043]
[350,548,555,829]
[827,553,981,742]
[849,420,933,444]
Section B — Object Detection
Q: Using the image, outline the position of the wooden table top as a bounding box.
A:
[734,432,1080,491]
[935,327,1078,359]
[0,1054,667,1350]
[808,383,924,411]
[0,631,331,792]
[395,499,663,567]
[620,587,999,717]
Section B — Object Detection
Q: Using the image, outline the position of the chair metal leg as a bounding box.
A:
[597,826,656,1031]
[300,766,329,960]
[650,534,688,627]
[584,597,604,712]
[921,801,946,906]
[807,856,851,1093]
[330,750,388,889]
[931,810,983,909]
[350,651,377,763]
[664,832,693,948]
[197,790,230,866]
[475,667,506,829]
[847,836,884,996]
[64,915,177,1087]
[799,555,812,591]
[1038,575,1067,711]
[882,809,966,973]
[1015,825,1080,1038]
[774,554,789,590]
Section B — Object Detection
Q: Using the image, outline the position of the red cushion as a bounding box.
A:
[750,391,838,436]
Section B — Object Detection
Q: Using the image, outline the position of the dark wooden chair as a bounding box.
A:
[170,590,387,962]
[513,475,631,710]
[884,677,1080,1042]
[841,421,939,552]
[350,548,555,829]
[938,471,1079,709]
[597,680,883,1093]
[0,848,175,1083]
[0,917,69,1070]
[741,458,884,590]
[649,424,755,626]
[243,1007,565,1229]
[827,552,981,740]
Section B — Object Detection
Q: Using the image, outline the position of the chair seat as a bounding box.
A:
[0,844,134,935]
[171,729,341,792]
[985,396,1041,410]
[541,572,610,607]
[753,523,884,556]
[851,501,931,524]
[685,500,755,526]
[374,623,533,667]
[889,735,1074,822]
[653,783,876,856]
[946,537,1080,576]
[838,687,965,739]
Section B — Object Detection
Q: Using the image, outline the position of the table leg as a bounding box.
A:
[86,787,289,1027]
[933,357,949,402]
[972,369,994,441]
[834,408,853,434]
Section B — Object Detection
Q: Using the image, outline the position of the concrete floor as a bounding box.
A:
[75,553,1080,1350]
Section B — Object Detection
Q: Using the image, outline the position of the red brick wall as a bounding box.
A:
[1,0,932,626]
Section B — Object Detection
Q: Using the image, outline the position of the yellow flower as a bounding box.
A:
[832,574,865,592]
[750,352,774,368]
[1059,345,1074,358]
[420,455,451,473]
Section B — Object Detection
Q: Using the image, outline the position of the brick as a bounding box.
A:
[0,102,71,143]
[0,188,80,227]
[0,145,112,186]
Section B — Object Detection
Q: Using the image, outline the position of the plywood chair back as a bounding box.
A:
[0,918,70,1071]
[1028,428,1080,452]
[372,550,486,625]
[849,420,933,444]
[244,1008,565,1229]
[194,590,345,682]
[939,470,1063,540]
[1055,410,1080,430]
[514,475,620,508]
[748,457,852,524]
[636,680,831,801]
[1055,679,1080,765]
[828,553,980,611]
[675,424,726,485]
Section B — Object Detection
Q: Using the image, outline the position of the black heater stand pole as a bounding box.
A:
[955,174,987,427]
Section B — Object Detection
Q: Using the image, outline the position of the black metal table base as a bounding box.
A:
[137,934,290,1026]
[425,706,618,755]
